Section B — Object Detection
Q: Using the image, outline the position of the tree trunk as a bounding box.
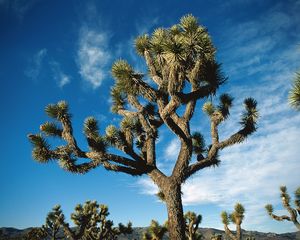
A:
[164,182,186,240]
[236,224,241,240]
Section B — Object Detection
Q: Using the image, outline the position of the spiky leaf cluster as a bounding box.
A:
[230,203,245,224]
[143,220,168,240]
[289,72,300,110]
[240,98,258,134]
[111,60,140,96]
[111,87,126,113]
[221,203,245,225]
[156,191,165,201]
[203,94,233,122]
[184,211,203,240]
[199,61,227,95]
[84,117,107,152]
[135,34,150,56]
[184,211,202,225]
[218,94,234,120]
[221,211,229,225]
[105,125,126,147]
[40,122,62,137]
[28,134,52,163]
[280,186,291,206]
[45,101,70,120]
[202,102,215,116]
[265,204,273,214]
[192,132,206,155]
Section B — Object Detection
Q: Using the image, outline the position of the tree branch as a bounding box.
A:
[144,49,163,86]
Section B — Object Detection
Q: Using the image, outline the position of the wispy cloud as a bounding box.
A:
[24,48,47,81]
[0,0,39,20]
[50,61,71,88]
[77,27,111,89]
[164,138,180,161]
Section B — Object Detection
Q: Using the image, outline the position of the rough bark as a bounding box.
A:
[163,182,186,240]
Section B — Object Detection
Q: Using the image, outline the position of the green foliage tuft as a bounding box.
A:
[105,125,118,138]
[202,101,215,116]
[28,134,52,163]
[45,101,69,120]
[221,211,229,225]
[112,60,134,80]
[111,60,141,95]
[289,72,300,110]
[120,116,138,131]
[240,98,258,134]
[156,191,165,202]
[40,122,62,137]
[135,34,150,56]
[200,61,227,95]
[150,28,167,54]
[84,117,99,135]
[83,117,107,152]
[111,87,126,113]
[265,204,273,214]
[192,132,206,155]
[143,220,168,240]
[180,14,199,33]
[28,134,49,149]
[234,203,245,215]
[218,93,234,120]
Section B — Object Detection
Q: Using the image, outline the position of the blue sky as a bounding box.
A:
[0,0,300,234]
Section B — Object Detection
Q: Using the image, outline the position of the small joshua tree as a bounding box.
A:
[64,200,132,240]
[221,203,245,240]
[28,14,258,239]
[184,211,203,240]
[142,220,168,240]
[42,205,65,240]
[289,71,300,110]
[31,201,132,240]
[265,186,300,231]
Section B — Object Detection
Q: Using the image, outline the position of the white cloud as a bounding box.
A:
[25,48,47,81]
[77,27,111,89]
[136,178,158,195]
[50,61,71,88]
[164,138,180,161]
[58,74,70,88]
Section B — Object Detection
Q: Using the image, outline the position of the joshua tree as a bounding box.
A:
[221,203,245,240]
[28,14,258,239]
[31,201,132,240]
[42,205,65,240]
[61,200,132,239]
[289,71,300,110]
[184,211,203,240]
[142,220,168,240]
[265,186,300,231]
